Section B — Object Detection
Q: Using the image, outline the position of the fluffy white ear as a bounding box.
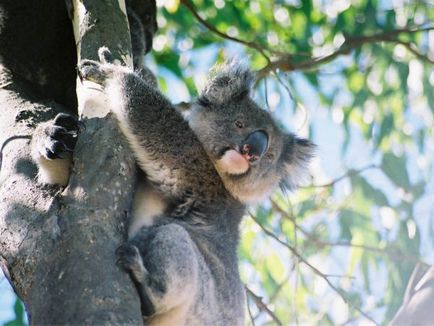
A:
[199,60,254,106]
[280,136,315,190]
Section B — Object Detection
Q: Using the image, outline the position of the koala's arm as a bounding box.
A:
[31,113,79,186]
[78,53,214,198]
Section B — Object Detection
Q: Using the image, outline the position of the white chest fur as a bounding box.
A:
[128,179,167,239]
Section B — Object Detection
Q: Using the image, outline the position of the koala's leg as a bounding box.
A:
[31,113,79,186]
[77,50,211,198]
[116,223,199,322]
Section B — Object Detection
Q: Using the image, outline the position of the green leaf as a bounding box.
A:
[375,113,394,149]
[265,253,285,283]
[381,153,410,189]
[410,182,426,200]
[4,298,25,326]
[301,0,312,20]
[154,52,183,79]
[351,175,389,206]
[348,71,365,93]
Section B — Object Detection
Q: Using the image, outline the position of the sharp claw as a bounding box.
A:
[77,120,86,132]
[45,150,60,160]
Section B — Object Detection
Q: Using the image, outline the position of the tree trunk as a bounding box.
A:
[0,0,144,323]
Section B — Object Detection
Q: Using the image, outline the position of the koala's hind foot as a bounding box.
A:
[117,224,201,322]
[77,60,110,85]
[116,243,156,317]
[77,48,130,85]
[116,243,148,284]
[31,113,80,185]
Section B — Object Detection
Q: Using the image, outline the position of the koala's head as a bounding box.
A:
[188,61,315,204]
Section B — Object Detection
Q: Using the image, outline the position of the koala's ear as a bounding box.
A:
[199,61,254,106]
[280,135,315,190]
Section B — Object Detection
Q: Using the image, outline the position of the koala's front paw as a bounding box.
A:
[40,113,80,160]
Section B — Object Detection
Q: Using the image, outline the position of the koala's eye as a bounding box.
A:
[235,120,244,129]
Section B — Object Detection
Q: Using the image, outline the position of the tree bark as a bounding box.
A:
[0,0,143,323]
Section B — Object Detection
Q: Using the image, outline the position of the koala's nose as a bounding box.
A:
[240,130,268,162]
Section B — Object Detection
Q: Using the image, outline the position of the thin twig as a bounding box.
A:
[272,71,295,103]
[180,0,271,62]
[249,214,379,325]
[324,274,356,279]
[274,72,310,133]
[246,291,256,326]
[270,199,425,265]
[268,273,291,304]
[245,286,283,326]
[305,164,378,188]
[394,40,434,64]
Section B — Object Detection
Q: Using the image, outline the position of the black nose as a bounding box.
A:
[240,130,268,161]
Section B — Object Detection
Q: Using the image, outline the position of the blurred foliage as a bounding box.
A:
[3,0,434,325]
[3,299,25,326]
[150,0,434,325]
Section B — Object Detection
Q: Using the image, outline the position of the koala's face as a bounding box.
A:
[189,62,314,203]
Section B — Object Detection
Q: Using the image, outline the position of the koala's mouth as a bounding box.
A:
[239,130,269,163]
[214,130,268,177]
[218,130,269,163]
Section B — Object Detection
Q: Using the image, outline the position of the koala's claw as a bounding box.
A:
[42,113,79,160]
[98,46,115,64]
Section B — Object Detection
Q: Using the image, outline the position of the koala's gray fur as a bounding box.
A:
[74,48,314,325]
[126,0,158,69]
[33,47,314,325]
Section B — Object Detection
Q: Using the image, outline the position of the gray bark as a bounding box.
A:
[0,0,143,324]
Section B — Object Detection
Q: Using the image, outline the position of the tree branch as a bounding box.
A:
[182,0,433,80]
[257,25,434,77]
[0,0,144,323]
[305,164,378,188]
[249,213,379,325]
[394,40,434,64]
[246,293,256,326]
[245,286,283,326]
[182,0,433,76]
[270,199,426,265]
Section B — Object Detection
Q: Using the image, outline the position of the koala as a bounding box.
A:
[32,47,314,325]
[76,48,313,325]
